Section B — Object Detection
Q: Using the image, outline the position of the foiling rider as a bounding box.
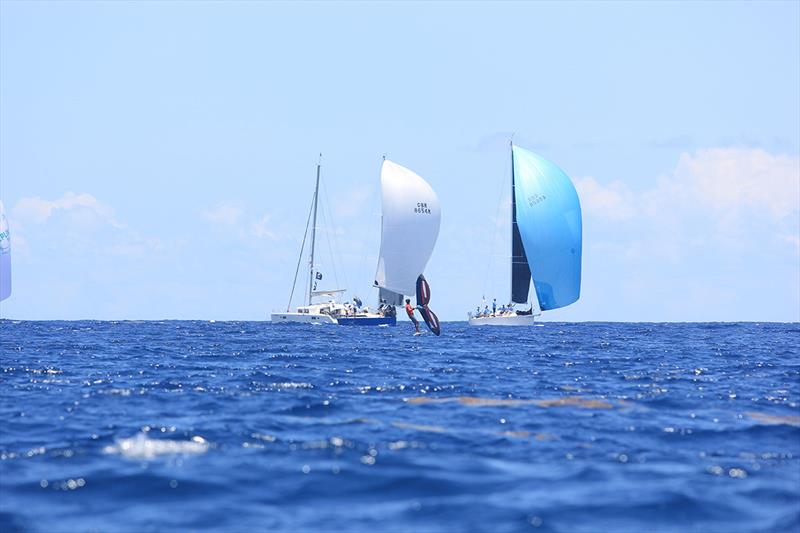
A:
[405,298,420,334]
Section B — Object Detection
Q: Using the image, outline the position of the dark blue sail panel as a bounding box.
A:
[416,275,431,306]
[419,306,441,336]
[415,275,441,335]
[512,146,582,311]
[511,154,532,304]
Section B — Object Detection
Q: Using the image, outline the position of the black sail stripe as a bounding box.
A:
[511,147,532,304]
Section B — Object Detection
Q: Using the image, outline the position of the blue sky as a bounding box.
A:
[1,1,798,321]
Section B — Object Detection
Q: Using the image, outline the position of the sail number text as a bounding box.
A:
[414,202,432,214]
[527,194,546,207]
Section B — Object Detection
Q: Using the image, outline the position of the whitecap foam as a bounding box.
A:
[103,432,209,460]
[271,382,313,390]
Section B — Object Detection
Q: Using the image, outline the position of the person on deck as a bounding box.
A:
[405,299,420,334]
[492,299,497,316]
[483,305,490,317]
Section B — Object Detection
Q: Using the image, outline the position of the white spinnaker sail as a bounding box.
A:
[0,201,11,302]
[375,160,440,296]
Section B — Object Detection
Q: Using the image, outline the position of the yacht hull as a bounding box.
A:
[468,314,536,326]
[270,312,338,324]
[337,316,396,326]
[270,312,396,326]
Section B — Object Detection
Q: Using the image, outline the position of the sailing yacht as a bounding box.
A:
[271,158,393,325]
[272,156,441,328]
[373,159,442,334]
[469,143,582,326]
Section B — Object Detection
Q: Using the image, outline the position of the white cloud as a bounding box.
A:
[250,214,278,240]
[333,186,373,219]
[675,148,799,218]
[782,234,800,253]
[574,177,636,220]
[201,203,282,243]
[13,192,120,226]
[580,148,799,223]
[10,192,159,258]
[201,204,243,227]
[578,148,800,271]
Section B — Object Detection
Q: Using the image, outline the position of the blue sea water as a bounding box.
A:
[0,320,798,533]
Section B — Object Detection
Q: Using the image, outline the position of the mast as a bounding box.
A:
[308,155,321,305]
[510,141,533,306]
[510,140,516,303]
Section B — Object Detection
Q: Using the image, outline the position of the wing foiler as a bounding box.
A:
[416,274,440,336]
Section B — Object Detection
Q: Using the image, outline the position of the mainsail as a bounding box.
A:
[0,202,10,302]
[512,145,582,311]
[379,288,404,306]
[374,159,441,296]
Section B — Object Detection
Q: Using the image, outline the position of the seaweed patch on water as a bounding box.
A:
[535,396,613,409]
[745,412,800,427]
[405,395,613,409]
[392,421,448,433]
[392,422,558,442]
[406,396,535,407]
[501,430,531,438]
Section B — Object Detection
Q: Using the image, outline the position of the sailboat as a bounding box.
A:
[272,157,441,328]
[469,143,582,326]
[372,159,442,334]
[0,201,10,303]
[271,157,391,325]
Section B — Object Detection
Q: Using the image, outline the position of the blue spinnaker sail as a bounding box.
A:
[512,146,581,311]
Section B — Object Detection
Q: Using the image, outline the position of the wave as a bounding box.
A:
[103,432,209,460]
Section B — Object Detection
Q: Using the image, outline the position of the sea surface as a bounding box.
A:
[0,321,798,533]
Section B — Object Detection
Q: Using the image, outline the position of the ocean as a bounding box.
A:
[0,320,798,532]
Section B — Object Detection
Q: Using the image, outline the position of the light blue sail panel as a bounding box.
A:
[512,145,581,311]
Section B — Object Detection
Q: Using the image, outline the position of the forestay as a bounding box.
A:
[512,146,582,311]
[374,160,441,296]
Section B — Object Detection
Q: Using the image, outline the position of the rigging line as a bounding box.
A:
[318,193,341,295]
[320,174,349,295]
[481,143,511,299]
[287,190,316,312]
[313,179,340,295]
[359,174,381,299]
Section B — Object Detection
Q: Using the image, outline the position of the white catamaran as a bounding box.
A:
[271,158,389,325]
[469,143,582,326]
[272,157,441,328]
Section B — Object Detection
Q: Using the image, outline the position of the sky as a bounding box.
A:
[0,0,798,322]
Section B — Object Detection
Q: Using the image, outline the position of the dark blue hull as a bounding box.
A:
[336,316,396,326]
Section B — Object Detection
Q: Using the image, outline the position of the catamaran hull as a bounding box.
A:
[468,314,536,326]
[271,313,396,326]
[336,316,396,326]
[270,313,338,324]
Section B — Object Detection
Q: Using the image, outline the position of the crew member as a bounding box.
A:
[405,298,420,334]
